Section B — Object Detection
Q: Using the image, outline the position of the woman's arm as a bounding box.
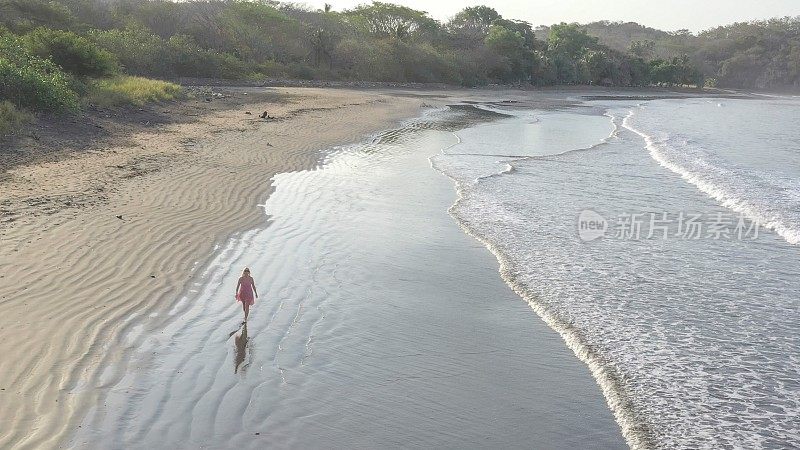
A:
[252,279,258,298]
[235,278,241,296]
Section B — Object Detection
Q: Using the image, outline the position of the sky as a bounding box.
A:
[297,0,800,32]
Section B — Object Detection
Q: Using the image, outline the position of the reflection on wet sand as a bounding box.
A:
[233,323,249,374]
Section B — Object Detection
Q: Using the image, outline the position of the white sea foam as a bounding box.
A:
[622,106,800,245]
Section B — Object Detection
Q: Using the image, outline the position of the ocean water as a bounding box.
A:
[432,97,800,448]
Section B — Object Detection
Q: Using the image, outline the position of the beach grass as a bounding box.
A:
[0,101,32,135]
[87,76,182,107]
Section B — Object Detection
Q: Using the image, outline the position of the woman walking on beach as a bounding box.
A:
[235,267,258,321]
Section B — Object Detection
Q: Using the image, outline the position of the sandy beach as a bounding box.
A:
[3,0,797,445]
[61,100,626,449]
[0,86,691,448]
[0,87,426,448]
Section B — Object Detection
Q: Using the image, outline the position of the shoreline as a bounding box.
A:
[0,87,425,449]
[441,201,654,449]
[429,107,652,449]
[0,86,742,448]
[64,104,626,448]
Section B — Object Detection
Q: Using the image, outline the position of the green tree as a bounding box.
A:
[219,1,302,62]
[0,0,740,89]
[484,24,531,82]
[548,23,598,59]
[628,56,650,85]
[547,23,598,83]
[496,19,538,49]
[449,5,500,34]
[0,0,75,32]
[346,2,438,42]
[584,50,612,84]
[120,0,183,39]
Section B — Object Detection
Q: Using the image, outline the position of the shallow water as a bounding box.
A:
[68,108,624,449]
[432,97,800,448]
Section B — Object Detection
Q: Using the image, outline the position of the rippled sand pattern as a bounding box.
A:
[0,89,421,449]
[66,109,624,449]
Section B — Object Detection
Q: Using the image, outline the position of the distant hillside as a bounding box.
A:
[539,18,800,90]
[537,21,671,53]
[694,18,800,90]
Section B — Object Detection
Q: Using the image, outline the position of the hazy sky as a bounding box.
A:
[298,0,800,32]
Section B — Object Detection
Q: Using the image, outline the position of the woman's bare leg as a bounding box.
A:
[244,303,250,321]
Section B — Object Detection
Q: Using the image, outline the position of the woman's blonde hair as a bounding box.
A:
[242,267,251,277]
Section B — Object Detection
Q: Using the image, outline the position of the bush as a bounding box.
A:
[0,0,75,33]
[286,62,316,80]
[166,34,247,79]
[87,28,172,77]
[0,31,79,111]
[88,28,248,79]
[333,38,459,83]
[86,75,181,106]
[0,100,32,134]
[25,27,119,77]
[250,60,288,78]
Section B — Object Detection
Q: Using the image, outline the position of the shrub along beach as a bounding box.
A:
[0,24,181,132]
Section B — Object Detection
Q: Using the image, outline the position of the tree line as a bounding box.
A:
[1,1,711,90]
[2,0,798,118]
[556,18,800,91]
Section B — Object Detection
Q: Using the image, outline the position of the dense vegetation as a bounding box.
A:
[1,0,709,89]
[544,18,800,90]
[0,28,80,111]
[0,22,181,132]
[1,0,798,132]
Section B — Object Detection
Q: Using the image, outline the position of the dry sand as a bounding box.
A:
[0,87,424,449]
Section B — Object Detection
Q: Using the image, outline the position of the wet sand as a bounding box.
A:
[0,87,421,449]
[66,110,624,448]
[0,87,636,449]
